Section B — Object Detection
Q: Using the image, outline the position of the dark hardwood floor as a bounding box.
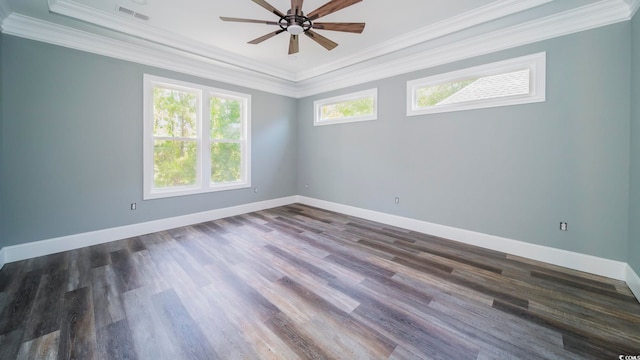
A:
[1,204,639,359]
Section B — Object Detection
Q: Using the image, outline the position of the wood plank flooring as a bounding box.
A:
[1,204,639,359]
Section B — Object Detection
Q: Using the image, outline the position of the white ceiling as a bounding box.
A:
[59,0,497,70]
[0,0,638,96]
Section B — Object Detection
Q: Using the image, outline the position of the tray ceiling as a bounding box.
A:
[0,0,637,96]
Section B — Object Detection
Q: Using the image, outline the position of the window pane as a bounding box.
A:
[211,142,241,183]
[416,79,476,107]
[211,97,241,140]
[153,87,197,138]
[320,96,374,121]
[416,69,530,109]
[153,139,197,188]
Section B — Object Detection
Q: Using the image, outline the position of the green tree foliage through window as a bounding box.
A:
[153,87,198,188]
[210,97,242,183]
[152,89,246,188]
[321,97,374,120]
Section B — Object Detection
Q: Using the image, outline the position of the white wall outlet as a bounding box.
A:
[254,187,258,193]
[560,222,568,231]
[395,197,400,204]
[130,203,136,210]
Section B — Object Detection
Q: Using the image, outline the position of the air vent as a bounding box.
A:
[133,12,149,21]
[117,6,134,15]
[117,6,149,21]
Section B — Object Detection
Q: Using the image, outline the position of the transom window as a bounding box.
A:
[143,75,250,199]
[314,88,377,126]
[407,52,546,116]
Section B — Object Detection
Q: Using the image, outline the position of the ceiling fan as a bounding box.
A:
[220,0,366,55]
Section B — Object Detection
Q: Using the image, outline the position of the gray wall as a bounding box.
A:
[1,35,297,248]
[0,21,637,268]
[630,13,640,273]
[0,33,3,247]
[298,23,631,262]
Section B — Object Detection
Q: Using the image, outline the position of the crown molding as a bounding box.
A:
[628,0,640,17]
[294,0,552,81]
[1,13,299,97]
[48,0,553,82]
[296,0,634,97]
[47,0,295,82]
[0,0,635,98]
[0,0,10,29]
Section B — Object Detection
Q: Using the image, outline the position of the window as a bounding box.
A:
[407,52,546,116]
[314,88,377,126]
[143,74,250,199]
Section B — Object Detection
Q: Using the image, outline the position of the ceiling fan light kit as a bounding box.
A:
[221,0,366,55]
[286,24,305,35]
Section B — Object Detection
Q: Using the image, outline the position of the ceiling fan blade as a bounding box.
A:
[248,29,285,44]
[312,22,365,33]
[289,34,299,54]
[220,17,279,25]
[291,0,303,15]
[307,0,362,21]
[304,30,338,51]
[251,0,285,18]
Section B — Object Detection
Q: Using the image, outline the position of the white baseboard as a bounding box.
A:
[0,247,5,271]
[0,196,298,267]
[626,265,640,301]
[0,194,634,297]
[297,196,629,281]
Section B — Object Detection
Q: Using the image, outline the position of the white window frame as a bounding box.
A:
[143,74,251,200]
[314,88,378,126]
[407,52,546,116]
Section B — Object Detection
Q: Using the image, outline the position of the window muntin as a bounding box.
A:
[144,75,250,199]
[314,88,377,126]
[407,52,546,116]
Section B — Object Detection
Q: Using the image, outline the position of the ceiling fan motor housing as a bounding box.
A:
[280,10,312,35]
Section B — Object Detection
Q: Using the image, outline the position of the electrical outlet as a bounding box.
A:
[130,203,137,210]
[253,187,258,193]
[395,197,400,204]
[560,222,568,231]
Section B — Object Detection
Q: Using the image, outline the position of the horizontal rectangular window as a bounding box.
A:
[407,52,546,116]
[314,88,377,126]
[143,74,251,200]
